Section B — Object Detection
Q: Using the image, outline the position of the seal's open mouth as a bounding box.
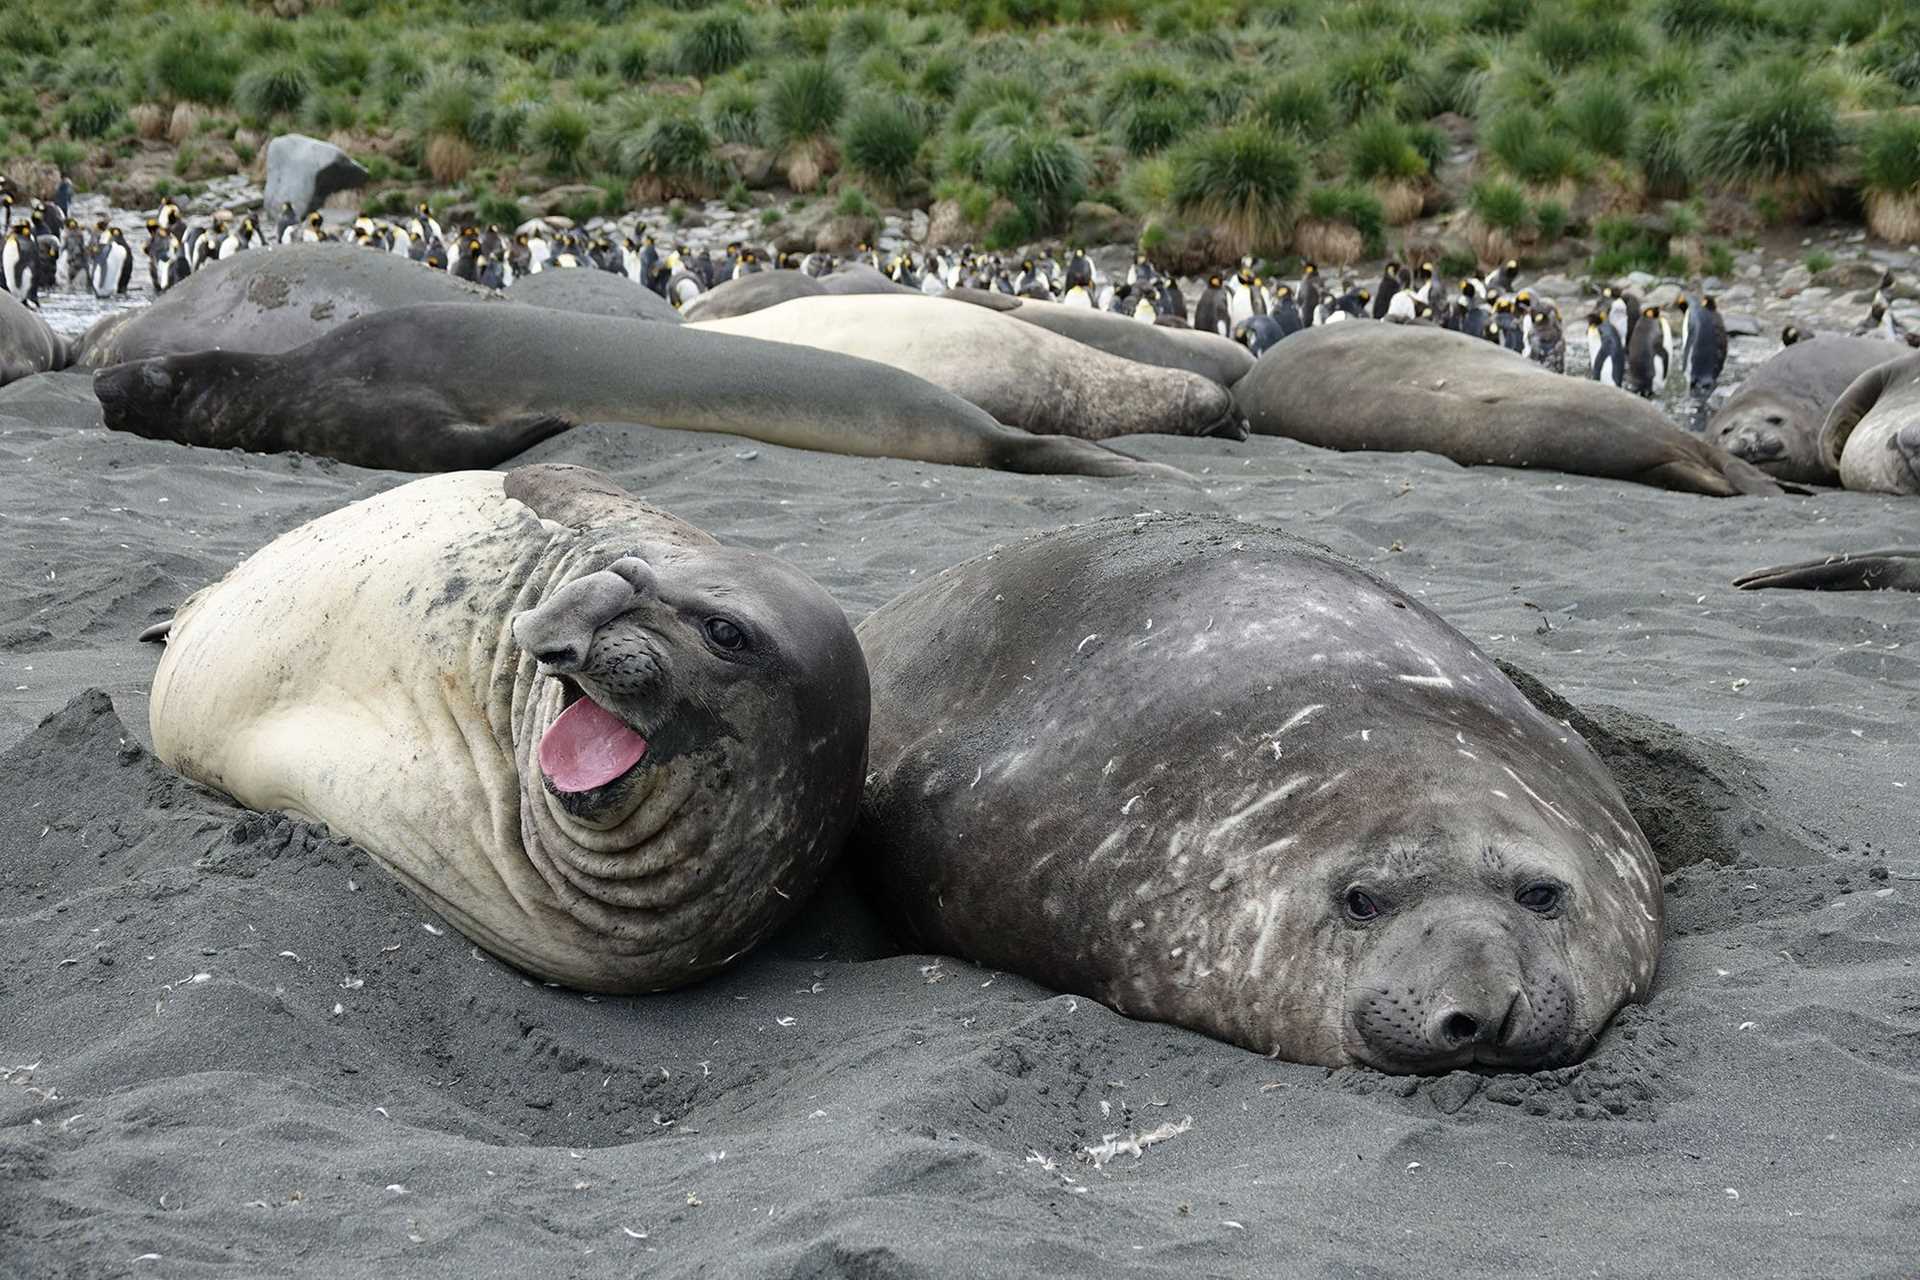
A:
[539,681,649,795]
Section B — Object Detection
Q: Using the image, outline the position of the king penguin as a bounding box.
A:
[1194,273,1232,337]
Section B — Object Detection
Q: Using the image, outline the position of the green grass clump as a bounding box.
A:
[673,9,753,78]
[835,185,880,219]
[1345,114,1427,183]
[1631,104,1690,198]
[1558,77,1634,160]
[1590,213,1680,275]
[1167,125,1306,256]
[1099,64,1196,156]
[145,22,240,105]
[1462,0,1532,34]
[1860,115,1920,196]
[1253,75,1335,142]
[302,90,357,134]
[1633,47,1700,104]
[977,119,1089,226]
[762,60,847,148]
[1325,43,1414,117]
[475,194,525,228]
[408,75,483,144]
[299,22,372,88]
[1860,14,1920,93]
[705,83,762,145]
[1533,198,1570,241]
[831,9,894,61]
[841,94,926,192]
[918,51,965,100]
[1468,178,1529,231]
[1685,67,1842,191]
[616,109,723,192]
[529,101,592,174]
[1803,248,1834,274]
[233,56,312,122]
[614,36,655,83]
[1304,184,1386,253]
[1526,9,1646,73]
[57,91,121,140]
[1705,243,1736,277]
[1654,0,1763,40]
[1484,107,1586,185]
[370,44,430,108]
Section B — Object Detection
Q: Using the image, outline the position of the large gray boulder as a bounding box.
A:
[262,134,368,219]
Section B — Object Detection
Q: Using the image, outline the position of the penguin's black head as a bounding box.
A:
[1704,295,1718,310]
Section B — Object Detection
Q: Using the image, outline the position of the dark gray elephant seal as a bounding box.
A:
[944,287,1255,387]
[1243,323,1779,496]
[145,464,870,991]
[817,263,917,296]
[71,243,494,368]
[679,270,827,322]
[1821,350,1920,494]
[1707,336,1899,485]
[502,268,681,323]
[855,514,1663,1071]
[94,302,1174,478]
[0,289,67,385]
[693,294,1245,442]
[1735,550,1920,592]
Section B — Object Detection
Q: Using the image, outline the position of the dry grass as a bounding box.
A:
[1465,218,1521,267]
[784,140,837,194]
[1867,191,1920,245]
[425,133,473,184]
[131,103,169,141]
[1291,219,1364,266]
[167,103,201,145]
[1375,178,1424,226]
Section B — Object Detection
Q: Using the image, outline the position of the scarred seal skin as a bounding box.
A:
[854,514,1663,1073]
[146,464,870,992]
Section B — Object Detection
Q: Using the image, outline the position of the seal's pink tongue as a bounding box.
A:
[539,697,648,794]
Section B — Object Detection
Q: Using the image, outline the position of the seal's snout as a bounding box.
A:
[513,555,657,675]
[1725,427,1785,463]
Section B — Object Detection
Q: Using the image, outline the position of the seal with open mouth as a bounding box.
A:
[143,463,870,991]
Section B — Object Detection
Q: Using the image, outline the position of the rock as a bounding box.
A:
[262,133,367,220]
[1067,201,1138,250]
[529,184,606,217]
[908,208,929,242]
[814,214,879,254]
[1776,265,1812,295]
[716,143,776,189]
[926,199,972,248]
[1811,261,1884,291]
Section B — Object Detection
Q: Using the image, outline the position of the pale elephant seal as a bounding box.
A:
[71,243,494,368]
[501,268,681,323]
[94,302,1173,478]
[1240,323,1781,496]
[855,514,1663,1071]
[145,464,870,991]
[0,288,67,385]
[1821,350,1920,494]
[944,286,1255,387]
[692,294,1246,442]
[1735,550,1920,592]
[1707,336,1898,484]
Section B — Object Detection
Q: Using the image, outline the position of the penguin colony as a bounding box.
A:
[20,174,1918,412]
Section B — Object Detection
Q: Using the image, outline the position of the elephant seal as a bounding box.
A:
[501,268,681,323]
[1240,322,1781,496]
[71,243,494,368]
[855,514,1663,1071]
[94,302,1171,478]
[0,289,67,386]
[679,270,827,321]
[144,464,870,991]
[944,287,1255,387]
[692,294,1246,443]
[1821,350,1920,494]
[1735,550,1920,592]
[1707,336,1898,485]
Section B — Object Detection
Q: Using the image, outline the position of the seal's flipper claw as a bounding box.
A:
[138,618,173,643]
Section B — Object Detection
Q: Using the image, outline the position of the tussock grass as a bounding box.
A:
[1167,125,1306,258]
[841,94,926,193]
[232,56,312,122]
[1684,65,1842,193]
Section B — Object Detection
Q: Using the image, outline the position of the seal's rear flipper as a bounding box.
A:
[1733,551,1920,592]
[138,619,172,643]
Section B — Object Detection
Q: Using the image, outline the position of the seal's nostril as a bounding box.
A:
[536,647,579,669]
[1440,1011,1479,1045]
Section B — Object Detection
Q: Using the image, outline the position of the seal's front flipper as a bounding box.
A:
[434,414,574,470]
[1733,551,1920,592]
[138,618,173,643]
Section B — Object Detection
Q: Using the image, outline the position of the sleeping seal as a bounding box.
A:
[501,267,682,323]
[1735,550,1920,592]
[1820,350,1920,494]
[144,464,870,991]
[855,514,1663,1071]
[691,294,1246,442]
[1239,322,1781,496]
[94,302,1171,478]
[0,288,67,386]
[943,286,1255,386]
[71,243,493,368]
[1707,336,1898,485]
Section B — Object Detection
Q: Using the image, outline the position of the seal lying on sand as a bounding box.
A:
[94,302,1172,478]
[691,294,1246,442]
[0,289,68,387]
[144,464,870,991]
[855,514,1663,1072]
[501,268,681,323]
[71,243,494,368]
[1735,550,1920,592]
[680,266,913,322]
[1707,336,1899,485]
[1239,323,1781,496]
[1821,350,1920,495]
[943,287,1255,387]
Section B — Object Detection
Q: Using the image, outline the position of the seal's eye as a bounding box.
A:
[704,617,745,652]
[1516,882,1563,914]
[1343,887,1381,923]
